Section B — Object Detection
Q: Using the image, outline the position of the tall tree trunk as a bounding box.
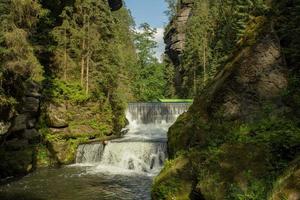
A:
[63,27,67,81]
[193,68,196,95]
[203,36,207,84]
[85,16,90,95]
[81,12,86,87]
[81,39,85,86]
[86,56,89,95]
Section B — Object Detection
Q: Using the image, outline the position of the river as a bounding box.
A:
[0,103,190,200]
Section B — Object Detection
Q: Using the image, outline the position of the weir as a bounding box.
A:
[75,102,191,174]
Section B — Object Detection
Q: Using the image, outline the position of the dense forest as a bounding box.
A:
[0,0,299,199]
[153,0,300,199]
[0,0,167,178]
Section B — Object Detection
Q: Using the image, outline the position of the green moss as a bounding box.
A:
[44,79,90,104]
[35,144,51,167]
[227,179,270,200]
[237,16,268,46]
[152,155,193,200]
[159,103,300,199]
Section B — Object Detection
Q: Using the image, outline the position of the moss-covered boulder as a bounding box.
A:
[152,155,194,200]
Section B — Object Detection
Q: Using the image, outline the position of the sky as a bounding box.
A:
[124,0,168,60]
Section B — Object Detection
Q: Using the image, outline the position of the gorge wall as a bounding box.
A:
[0,0,130,179]
[153,1,300,199]
[164,0,194,96]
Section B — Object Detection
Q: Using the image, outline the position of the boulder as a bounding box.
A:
[50,141,74,164]
[46,103,68,128]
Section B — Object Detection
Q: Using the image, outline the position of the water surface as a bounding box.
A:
[0,103,190,200]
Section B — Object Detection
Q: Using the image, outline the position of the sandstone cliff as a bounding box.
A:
[153,18,300,200]
[164,0,194,94]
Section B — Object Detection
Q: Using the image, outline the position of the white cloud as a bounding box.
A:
[153,28,165,62]
[135,27,165,62]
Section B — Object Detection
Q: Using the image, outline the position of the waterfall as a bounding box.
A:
[127,102,190,124]
[75,102,190,174]
[76,143,104,163]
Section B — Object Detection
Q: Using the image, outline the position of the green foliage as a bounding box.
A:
[164,0,178,20]
[168,0,270,98]
[0,0,47,82]
[227,179,269,200]
[45,79,89,103]
[275,0,300,80]
[152,177,181,200]
[35,144,51,167]
[133,23,166,101]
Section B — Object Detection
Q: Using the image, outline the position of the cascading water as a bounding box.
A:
[75,103,190,175]
[0,103,191,200]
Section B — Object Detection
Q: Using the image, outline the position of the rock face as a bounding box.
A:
[0,80,42,178]
[164,0,194,91]
[269,158,300,200]
[152,23,297,199]
[168,30,288,157]
[165,0,193,65]
[46,103,68,128]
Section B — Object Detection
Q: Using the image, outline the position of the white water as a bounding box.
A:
[0,103,191,200]
[75,103,190,175]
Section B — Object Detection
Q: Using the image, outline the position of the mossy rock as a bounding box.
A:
[195,143,271,200]
[152,156,194,200]
[35,144,52,168]
[269,158,300,200]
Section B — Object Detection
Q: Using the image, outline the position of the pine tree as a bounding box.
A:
[133,23,166,101]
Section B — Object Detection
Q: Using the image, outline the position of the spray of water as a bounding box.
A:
[75,103,190,175]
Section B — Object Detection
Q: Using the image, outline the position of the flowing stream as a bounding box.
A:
[0,103,190,200]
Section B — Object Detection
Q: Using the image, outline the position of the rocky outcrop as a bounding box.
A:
[164,0,194,94]
[168,29,288,156]
[165,0,193,65]
[0,80,42,178]
[39,101,120,165]
[152,21,299,199]
[46,103,68,128]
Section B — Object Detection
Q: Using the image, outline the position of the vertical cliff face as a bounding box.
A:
[0,80,42,179]
[153,1,300,199]
[164,0,194,93]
